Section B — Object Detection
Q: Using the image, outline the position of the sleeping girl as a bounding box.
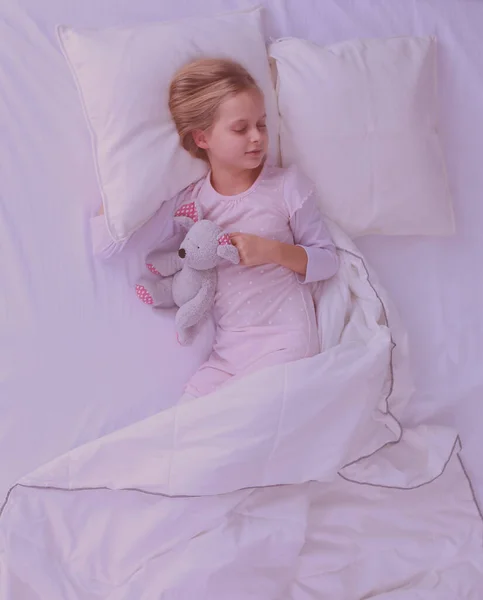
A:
[93,58,339,399]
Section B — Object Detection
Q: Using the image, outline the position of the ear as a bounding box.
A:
[174,200,203,230]
[217,234,240,264]
[192,129,209,150]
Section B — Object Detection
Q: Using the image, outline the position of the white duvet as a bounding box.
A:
[0,223,482,599]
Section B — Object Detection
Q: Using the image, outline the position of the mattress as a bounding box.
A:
[1,0,482,510]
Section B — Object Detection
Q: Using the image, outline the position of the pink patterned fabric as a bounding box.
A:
[146,263,160,275]
[174,201,199,222]
[136,284,154,305]
[217,233,231,246]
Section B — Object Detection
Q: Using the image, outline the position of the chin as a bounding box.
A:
[243,152,265,168]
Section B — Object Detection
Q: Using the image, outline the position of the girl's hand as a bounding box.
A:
[230,232,309,275]
[229,233,279,267]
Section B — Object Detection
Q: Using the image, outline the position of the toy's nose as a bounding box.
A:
[178,248,186,259]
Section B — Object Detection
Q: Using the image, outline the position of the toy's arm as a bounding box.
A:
[146,249,183,277]
[175,276,216,330]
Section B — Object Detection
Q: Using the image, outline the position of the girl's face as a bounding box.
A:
[194,89,268,172]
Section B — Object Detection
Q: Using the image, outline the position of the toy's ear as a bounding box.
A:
[174,200,203,230]
[217,233,240,264]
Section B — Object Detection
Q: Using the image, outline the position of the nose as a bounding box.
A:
[178,248,186,259]
[250,126,261,143]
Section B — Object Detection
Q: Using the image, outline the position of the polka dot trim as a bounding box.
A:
[135,284,154,305]
[175,201,199,222]
[146,263,160,275]
[218,233,231,246]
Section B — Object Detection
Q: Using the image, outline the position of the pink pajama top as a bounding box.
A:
[92,164,339,397]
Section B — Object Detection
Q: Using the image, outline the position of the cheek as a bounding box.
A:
[223,135,247,155]
[210,130,252,159]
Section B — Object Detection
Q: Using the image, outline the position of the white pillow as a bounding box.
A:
[269,36,454,237]
[58,7,279,241]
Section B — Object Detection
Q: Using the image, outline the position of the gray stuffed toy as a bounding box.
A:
[136,198,240,345]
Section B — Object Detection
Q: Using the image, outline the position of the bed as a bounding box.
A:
[1,0,483,596]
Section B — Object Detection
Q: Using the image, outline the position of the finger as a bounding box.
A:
[230,236,243,249]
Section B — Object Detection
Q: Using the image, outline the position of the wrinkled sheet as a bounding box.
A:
[1,223,482,598]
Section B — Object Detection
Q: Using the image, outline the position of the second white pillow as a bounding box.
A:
[269,36,454,238]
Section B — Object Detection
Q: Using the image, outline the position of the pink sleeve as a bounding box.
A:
[284,166,339,284]
[90,184,195,260]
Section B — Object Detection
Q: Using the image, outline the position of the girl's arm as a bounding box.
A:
[288,192,339,283]
[91,188,192,260]
[270,241,309,277]
[230,193,339,282]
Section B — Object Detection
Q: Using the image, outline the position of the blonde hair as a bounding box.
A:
[169,58,262,162]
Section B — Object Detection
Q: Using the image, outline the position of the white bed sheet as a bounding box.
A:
[1,0,483,505]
